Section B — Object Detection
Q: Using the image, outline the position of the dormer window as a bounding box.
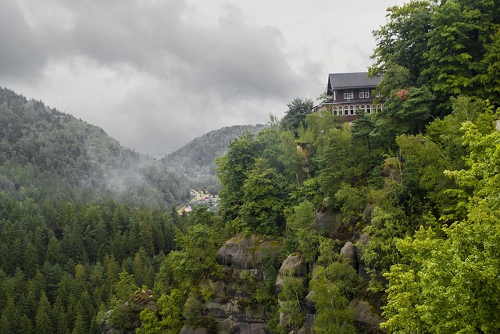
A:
[343,90,354,99]
[359,89,370,98]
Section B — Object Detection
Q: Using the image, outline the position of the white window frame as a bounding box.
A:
[343,90,354,100]
[360,89,370,98]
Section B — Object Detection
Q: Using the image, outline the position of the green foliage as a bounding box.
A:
[162,124,266,192]
[115,268,138,304]
[35,291,53,334]
[422,0,499,105]
[158,289,186,334]
[371,0,500,114]
[380,86,435,135]
[316,125,353,203]
[182,295,203,326]
[382,120,500,333]
[278,271,306,332]
[217,131,259,224]
[238,158,287,236]
[280,98,314,136]
[310,262,358,333]
[480,28,500,102]
[166,222,222,288]
[283,200,316,254]
[334,184,367,224]
[136,308,162,334]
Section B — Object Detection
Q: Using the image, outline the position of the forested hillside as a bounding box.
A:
[0,87,190,206]
[162,124,266,193]
[1,0,500,333]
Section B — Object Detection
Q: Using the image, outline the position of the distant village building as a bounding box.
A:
[315,72,383,121]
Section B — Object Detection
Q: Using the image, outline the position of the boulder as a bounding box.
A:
[356,233,371,281]
[350,299,383,333]
[340,241,358,270]
[216,318,240,334]
[363,203,375,224]
[179,326,207,334]
[276,254,309,328]
[279,254,308,276]
[216,234,280,270]
[314,210,342,237]
[303,291,316,313]
[237,323,269,334]
[275,253,307,293]
[298,313,316,334]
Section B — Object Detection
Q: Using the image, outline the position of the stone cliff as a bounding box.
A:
[181,234,281,334]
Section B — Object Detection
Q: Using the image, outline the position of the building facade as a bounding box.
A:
[315,72,383,120]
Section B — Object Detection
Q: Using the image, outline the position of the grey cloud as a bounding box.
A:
[0,1,47,80]
[34,0,303,100]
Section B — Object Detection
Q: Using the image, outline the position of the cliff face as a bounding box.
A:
[182,234,280,334]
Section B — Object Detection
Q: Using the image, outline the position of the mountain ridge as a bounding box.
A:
[0,86,189,206]
[161,124,267,192]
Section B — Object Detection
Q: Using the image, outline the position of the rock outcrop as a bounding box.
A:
[276,253,313,333]
[101,289,157,334]
[216,234,280,270]
[350,299,384,333]
[180,234,280,334]
[275,253,308,294]
[355,233,371,281]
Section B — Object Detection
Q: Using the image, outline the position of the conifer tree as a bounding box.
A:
[35,291,53,334]
[1,296,21,334]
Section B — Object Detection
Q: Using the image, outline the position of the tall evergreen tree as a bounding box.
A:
[35,291,53,334]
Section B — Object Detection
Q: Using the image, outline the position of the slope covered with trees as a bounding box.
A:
[161,124,266,193]
[0,87,190,206]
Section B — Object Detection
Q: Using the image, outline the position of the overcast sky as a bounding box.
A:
[1,0,405,157]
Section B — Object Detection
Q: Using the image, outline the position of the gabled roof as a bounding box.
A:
[327,72,382,95]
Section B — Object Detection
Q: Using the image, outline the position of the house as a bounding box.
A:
[315,72,383,120]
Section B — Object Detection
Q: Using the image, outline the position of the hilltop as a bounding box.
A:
[162,124,266,192]
[0,87,189,206]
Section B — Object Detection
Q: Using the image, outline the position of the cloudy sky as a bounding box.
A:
[1,0,405,156]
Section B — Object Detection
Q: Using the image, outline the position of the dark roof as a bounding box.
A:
[327,72,382,94]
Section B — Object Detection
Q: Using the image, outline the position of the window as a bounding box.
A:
[344,106,349,115]
[350,105,354,115]
[343,90,354,100]
[332,106,338,116]
[359,89,370,98]
[366,104,372,113]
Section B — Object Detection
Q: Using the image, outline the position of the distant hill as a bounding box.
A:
[161,124,266,193]
[0,87,190,206]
